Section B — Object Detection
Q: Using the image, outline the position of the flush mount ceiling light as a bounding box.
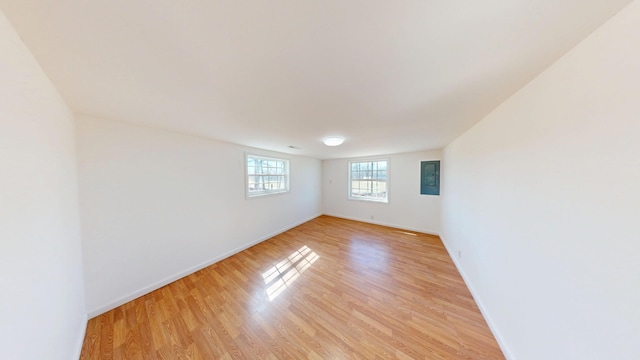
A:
[323,136,345,146]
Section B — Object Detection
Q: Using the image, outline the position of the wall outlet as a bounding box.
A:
[370,215,374,220]
[458,250,462,259]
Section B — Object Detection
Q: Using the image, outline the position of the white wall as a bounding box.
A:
[0,11,86,360]
[441,2,640,359]
[323,150,441,234]
[77,116,322,315]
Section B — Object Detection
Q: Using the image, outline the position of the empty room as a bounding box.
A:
[1,0,639,359]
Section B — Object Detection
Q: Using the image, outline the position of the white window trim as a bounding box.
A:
[245,154,290,198]
[348,158,389,203]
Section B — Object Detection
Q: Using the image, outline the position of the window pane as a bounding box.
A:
[349,160,388,202]
[247,156,289,197]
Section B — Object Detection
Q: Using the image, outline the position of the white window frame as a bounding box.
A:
[348,158,389,203]
[246,154,290,198]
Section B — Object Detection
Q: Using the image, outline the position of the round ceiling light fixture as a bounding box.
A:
[323,136,345,146]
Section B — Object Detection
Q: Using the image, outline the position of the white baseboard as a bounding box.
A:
[73,313,88,359]
[322,213,440,236]
[439,235,515,360]
[87,213,322,318]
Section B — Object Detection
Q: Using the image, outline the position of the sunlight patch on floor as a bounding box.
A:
[262,245,319,301]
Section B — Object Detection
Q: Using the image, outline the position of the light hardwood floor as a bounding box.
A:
[80,216,504,359]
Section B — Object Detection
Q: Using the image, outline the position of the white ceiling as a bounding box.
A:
[1,1,632,159]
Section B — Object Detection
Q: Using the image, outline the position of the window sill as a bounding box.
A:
[247,190,289,199]
[348,197,389,204]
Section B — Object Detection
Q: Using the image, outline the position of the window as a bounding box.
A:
[246,155,289,197]
[349,159,388,202]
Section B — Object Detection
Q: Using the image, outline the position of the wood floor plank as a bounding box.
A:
[80,216,504,359]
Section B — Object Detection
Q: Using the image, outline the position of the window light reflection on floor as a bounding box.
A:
[262,245,319,301]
